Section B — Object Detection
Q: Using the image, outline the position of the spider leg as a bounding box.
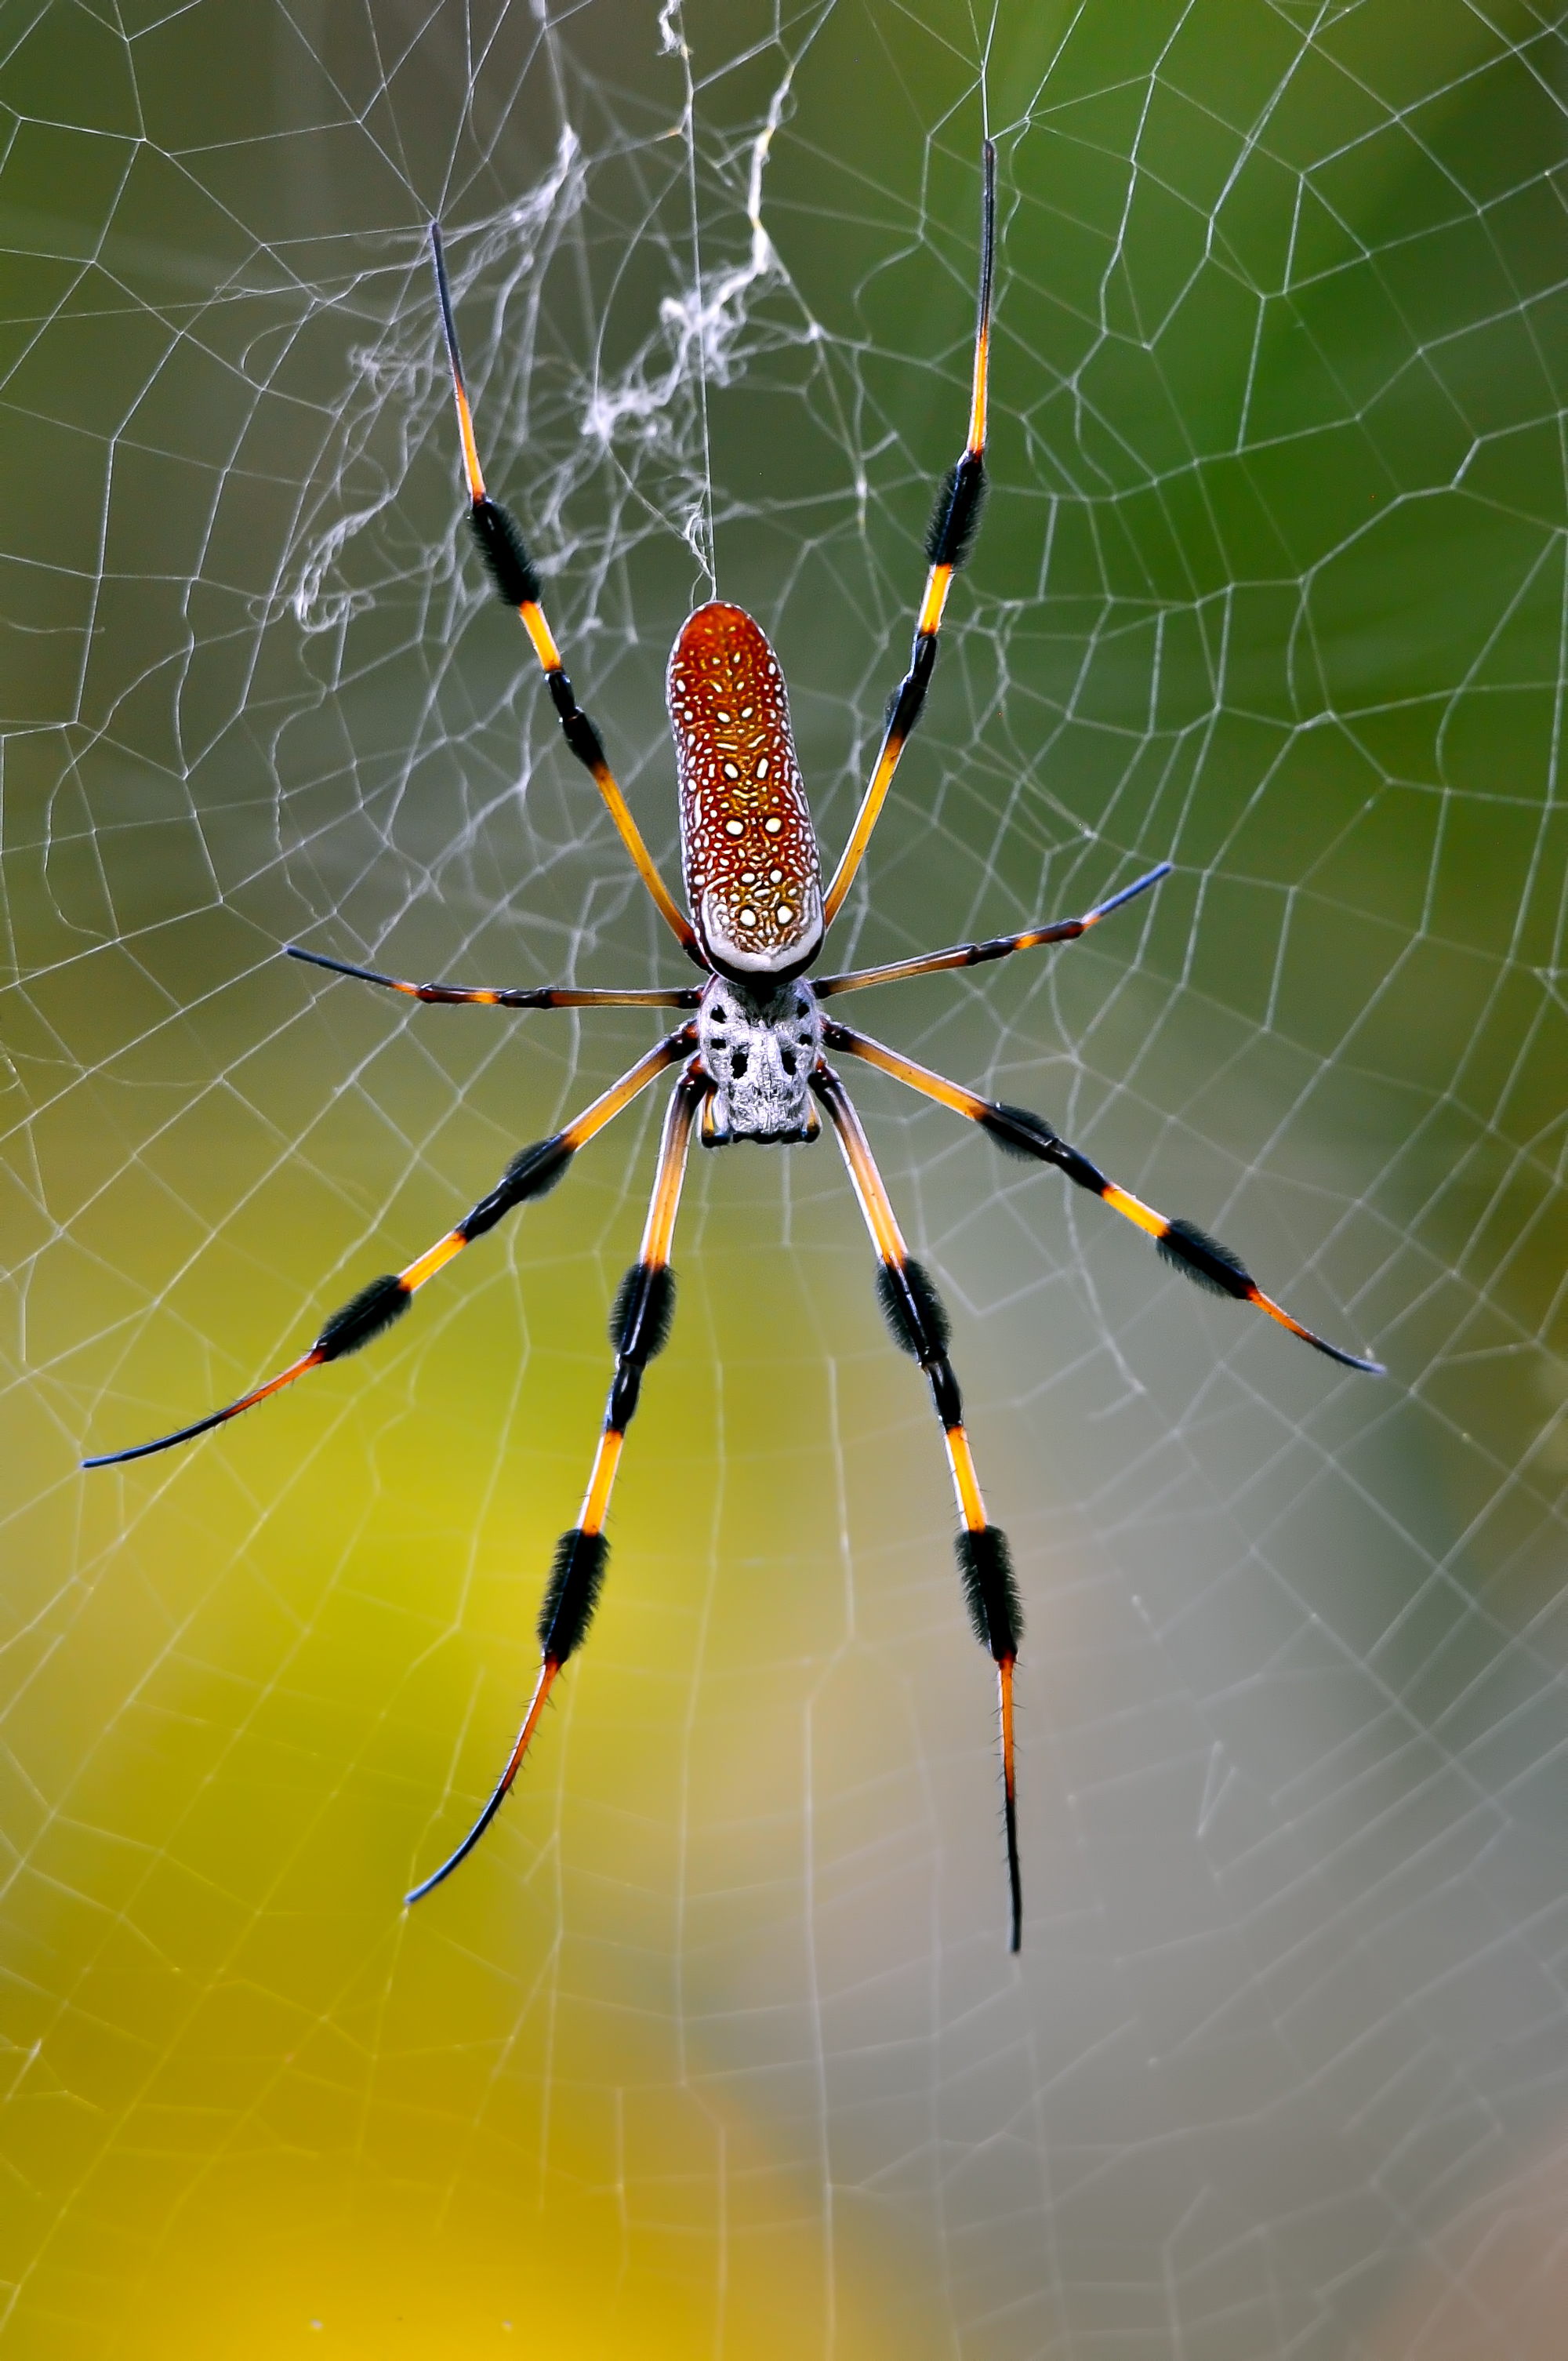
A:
[405,1061,708,1905]
[284,943,701,1012]
[816,862,1172,997]
[825,1020,1385,1376]
[811,1060,1024,1955]
[427,223,704,968]
[822,140,996,929]
[82,1026,696,1469]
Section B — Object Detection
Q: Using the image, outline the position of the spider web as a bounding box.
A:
[3,1,1568,2352]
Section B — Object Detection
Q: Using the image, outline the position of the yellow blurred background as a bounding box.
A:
[4,3,1568,2353]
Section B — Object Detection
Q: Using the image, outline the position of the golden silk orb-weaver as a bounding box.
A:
[85,143,1383,1952]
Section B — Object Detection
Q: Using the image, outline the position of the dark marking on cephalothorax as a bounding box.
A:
[698,974,823,1144]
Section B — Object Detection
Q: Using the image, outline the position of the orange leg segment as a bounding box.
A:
[813,1061,1024,1952]
[823,1019,1383,1377]
[823,141,997,930]
[405,1066,708,1906]
[428,223,702,965]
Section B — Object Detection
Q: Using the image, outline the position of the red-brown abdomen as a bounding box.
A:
[666,601,823,979]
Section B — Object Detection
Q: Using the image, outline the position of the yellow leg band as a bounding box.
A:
[916,565,953,637]
[579,1429,624,1535]
[1102,1186,1164,1240]
[998,1656,1015,1797]
[400,1232,466,1291]
[946,1425,987,1533]
[521,604,562,670]
[967,325,989,457]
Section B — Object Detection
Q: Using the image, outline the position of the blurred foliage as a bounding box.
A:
[2,3,1566,2355]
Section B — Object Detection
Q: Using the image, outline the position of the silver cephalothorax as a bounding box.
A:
[697,975,823,1145]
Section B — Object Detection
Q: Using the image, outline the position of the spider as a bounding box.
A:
[85,143,1381,1952]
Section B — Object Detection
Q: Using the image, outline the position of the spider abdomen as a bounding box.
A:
[666,601,823,980]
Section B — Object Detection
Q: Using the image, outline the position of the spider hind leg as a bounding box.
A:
[405,1067,706,1907]
[827,1025,1385,1377]
[815,1064,1025,1954]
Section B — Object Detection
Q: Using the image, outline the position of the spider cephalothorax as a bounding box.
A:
[697,974,822,1145]
[87,143,1383,1956]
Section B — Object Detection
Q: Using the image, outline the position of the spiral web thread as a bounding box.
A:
[2,3,1568,2352]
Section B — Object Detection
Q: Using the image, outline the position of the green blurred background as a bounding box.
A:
[4,2,1568,2353]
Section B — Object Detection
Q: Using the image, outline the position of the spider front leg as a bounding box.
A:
[82,1027,695,1467]
[823,138,996,928]
[405,1062,709,1905]
[811,1062,1024,1955]
[428,224,703,968]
